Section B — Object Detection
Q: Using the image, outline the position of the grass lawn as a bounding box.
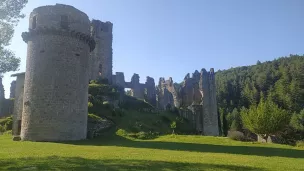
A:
[0,132,303,171]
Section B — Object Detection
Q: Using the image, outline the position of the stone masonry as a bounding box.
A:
[156,69,219,136]
[20,4,95,141]
[11,72,25,137]
[179,68,219,136]
[10,81,16,98]
[112,72,156,105]
[89,20,113,83]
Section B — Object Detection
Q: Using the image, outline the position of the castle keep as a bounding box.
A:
[18,4,95,141]
[10,3,219,141]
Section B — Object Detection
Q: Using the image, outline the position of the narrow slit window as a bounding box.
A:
[32,16,36,29]
[60,15,68,29]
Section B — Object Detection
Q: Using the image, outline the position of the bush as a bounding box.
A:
[0,116,13,132]
[130,131,159,140]
[296,140,304,148]
[0,125,5,133]
[116,129,128,137]
[228,131,246,141]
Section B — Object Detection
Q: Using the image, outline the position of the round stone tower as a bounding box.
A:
[21,4,95,141]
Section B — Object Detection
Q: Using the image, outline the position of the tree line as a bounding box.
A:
[215,55,304,142]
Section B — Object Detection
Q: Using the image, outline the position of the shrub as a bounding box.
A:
[89,80,98,84]
[131,131,159,140]
[296,140,304,148]
[103,101,112,109]
[228,131,246,141]
[116,129,127,137]
[88,102,93,108]
[0,125,5,133]
[0,116,13,132]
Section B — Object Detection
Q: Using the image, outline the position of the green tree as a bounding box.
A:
[241,95,291,141]
[170,121,176,135]
[290,109,304,132]
[0,0,28,76]
[230,108,242,131]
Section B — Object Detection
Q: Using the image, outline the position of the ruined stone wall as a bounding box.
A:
[0,77,4,101]
[89,20,113,83]
[145,76,156,106]
[129,74,145,100]
[20,4,95,141]
[205,68,219,136]
[156,77,179,109]
[11,73,25,136]
[178,68,219,136]
[10,81,16,98]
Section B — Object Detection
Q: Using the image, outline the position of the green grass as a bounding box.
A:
[0,132,303,171]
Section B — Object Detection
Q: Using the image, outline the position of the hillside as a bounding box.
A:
[87,81,195,139]
[215,55,304,134]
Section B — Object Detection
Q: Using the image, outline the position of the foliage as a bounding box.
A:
[170,121,176,134]
[216,55,304,137]
[0,116,12,132]
[290,109,304,132]
[227,131,246,141]
[87,114,112,139]
[0,0,28,75]
[241,95,291,140]
[88,83,119,99]
[227,108,242,131]
[296,140,304,148]
[120,95,154,110]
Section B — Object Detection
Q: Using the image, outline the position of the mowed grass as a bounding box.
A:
[0,132,303,171]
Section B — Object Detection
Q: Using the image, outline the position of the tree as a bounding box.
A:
[290,109,304,132]
[170,121,176,135]
[241,95,291,141]
[0,0,28,76]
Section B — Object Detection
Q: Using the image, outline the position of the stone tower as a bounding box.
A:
[20,4,95,141]
[200,68,219,136]
[89,20,113,83]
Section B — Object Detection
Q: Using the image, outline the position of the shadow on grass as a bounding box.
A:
[0,156,264,171]
[64,133,304,159]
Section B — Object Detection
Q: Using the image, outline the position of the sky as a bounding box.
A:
[3,0,304,98]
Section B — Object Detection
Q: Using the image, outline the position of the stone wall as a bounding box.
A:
[11,73,25,136]
[145,76,156,106]
[156,77,178,110]
[89,20,113,83]
[20,4,94,141]
[10,81,16,98]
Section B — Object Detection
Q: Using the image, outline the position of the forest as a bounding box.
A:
[215,54,304,141]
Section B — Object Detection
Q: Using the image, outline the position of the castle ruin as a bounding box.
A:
[10,3,219,141]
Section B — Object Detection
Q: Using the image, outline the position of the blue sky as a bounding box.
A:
[3,0,304,98]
